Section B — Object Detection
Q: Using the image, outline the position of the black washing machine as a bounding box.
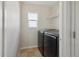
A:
[38,30,44,56]
[44,29,59,57]
[38,29,48,56]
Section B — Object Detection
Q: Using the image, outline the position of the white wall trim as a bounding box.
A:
[59,2,63,57]
[20,45,38,50]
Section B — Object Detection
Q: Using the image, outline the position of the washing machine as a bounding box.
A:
[44,29,59,57]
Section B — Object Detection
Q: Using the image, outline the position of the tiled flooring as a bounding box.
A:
[17,48,42,57]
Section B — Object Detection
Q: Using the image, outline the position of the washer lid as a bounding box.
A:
[44,29,59,37]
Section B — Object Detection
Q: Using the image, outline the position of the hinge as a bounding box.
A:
[73,31,75,39]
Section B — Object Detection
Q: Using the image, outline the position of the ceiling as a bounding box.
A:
[22,1,59,6]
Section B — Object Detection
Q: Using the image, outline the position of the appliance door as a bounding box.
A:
[44,34,57,57]
[4,2,20,57]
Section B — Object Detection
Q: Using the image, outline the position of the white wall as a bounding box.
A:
[4,2,20,57]
[49,4,59,29]
[20,2,59,49]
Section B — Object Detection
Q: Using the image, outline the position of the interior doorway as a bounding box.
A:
[18,1,59,57]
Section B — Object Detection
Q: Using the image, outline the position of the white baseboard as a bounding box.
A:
[20,45,38,50]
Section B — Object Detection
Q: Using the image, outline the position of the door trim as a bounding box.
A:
[59,2,71,57]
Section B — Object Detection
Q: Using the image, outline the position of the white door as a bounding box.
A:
[74,1,79,57]
[27,12,38,48]
[4,1,20,57]
[69,1,79,57]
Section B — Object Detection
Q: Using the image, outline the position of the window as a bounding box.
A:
[28,12,38,28]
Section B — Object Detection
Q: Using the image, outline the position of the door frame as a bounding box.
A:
[59,1,71,57]
[0,1,3,57]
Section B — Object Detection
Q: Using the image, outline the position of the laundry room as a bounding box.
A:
[0,1,62,57]
[18,1,59,57]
